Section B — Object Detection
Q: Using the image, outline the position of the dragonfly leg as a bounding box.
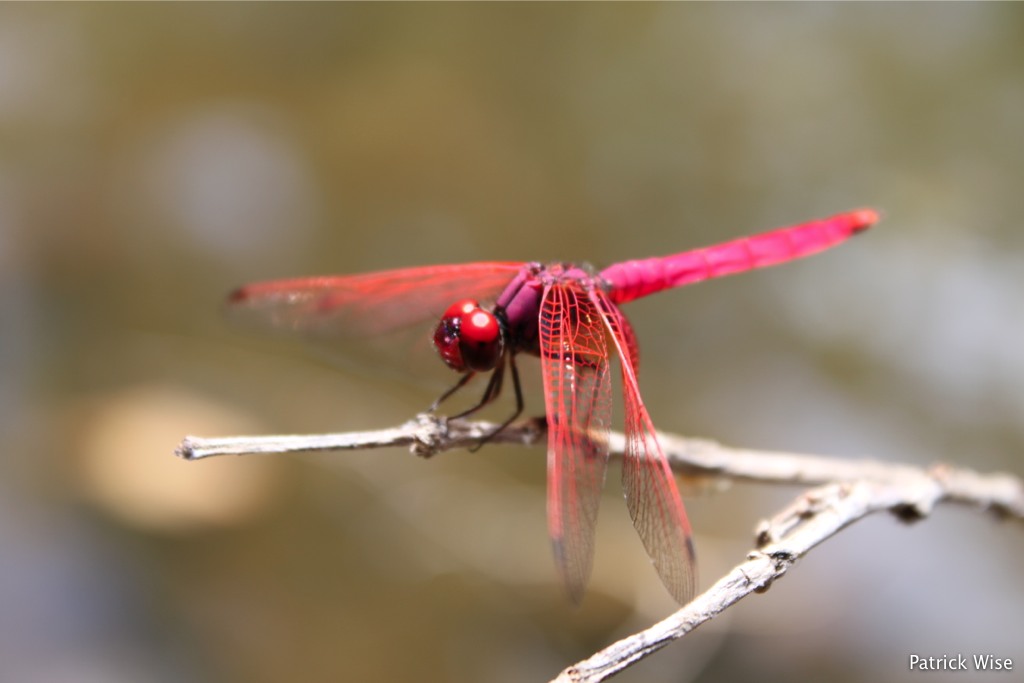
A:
[430,372,477,412]
[451,355,505,420]
[429,355,504,420]
[499,352,525,430]
[468,353,525,452]
[431,353,524,451]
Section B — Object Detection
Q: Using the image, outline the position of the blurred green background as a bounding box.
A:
[2,4,1022,683]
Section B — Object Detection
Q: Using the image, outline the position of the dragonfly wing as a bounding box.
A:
[227,262,526,340]
[592,288,697,604]
[226,262,526,388]
[539,283,613,603]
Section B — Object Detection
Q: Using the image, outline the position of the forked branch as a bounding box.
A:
[175,415,1024,682]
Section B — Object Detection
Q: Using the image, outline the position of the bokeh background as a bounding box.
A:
[2,4,1022,683]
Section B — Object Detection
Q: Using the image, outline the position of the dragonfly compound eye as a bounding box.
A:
[434,299,496,372]
[433,318,466,372]
[457,308,503,372]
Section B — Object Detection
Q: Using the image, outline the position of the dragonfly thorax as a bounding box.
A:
[432,299,505,373]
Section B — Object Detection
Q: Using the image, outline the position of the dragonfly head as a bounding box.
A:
[433,299,504,373]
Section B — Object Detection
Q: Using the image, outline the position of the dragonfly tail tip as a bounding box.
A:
[849,208,882,233]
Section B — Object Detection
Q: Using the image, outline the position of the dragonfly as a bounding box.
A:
[228,208,879,604]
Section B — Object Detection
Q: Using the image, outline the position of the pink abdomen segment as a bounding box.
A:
[601,209,880,305]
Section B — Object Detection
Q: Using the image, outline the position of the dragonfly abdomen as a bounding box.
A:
[601,209,879,305]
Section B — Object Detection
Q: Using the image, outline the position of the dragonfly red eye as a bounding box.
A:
[432,299,504,372]
[458,308,503,371]
[442,299,480,320]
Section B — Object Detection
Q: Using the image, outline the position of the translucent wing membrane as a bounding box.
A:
[227,262,525,340]
[593,288,697,604]
[538,283,613,603]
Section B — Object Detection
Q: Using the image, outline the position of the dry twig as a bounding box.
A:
[176,415,1024,682]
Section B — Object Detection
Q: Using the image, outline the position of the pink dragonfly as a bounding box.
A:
[228,208,879,604]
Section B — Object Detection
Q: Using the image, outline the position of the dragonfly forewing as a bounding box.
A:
[539,283,614,603]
